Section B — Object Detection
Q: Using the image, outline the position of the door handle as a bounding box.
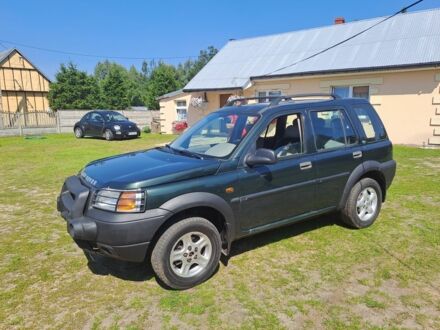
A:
[353,151,363,159]
[300,161,312,170]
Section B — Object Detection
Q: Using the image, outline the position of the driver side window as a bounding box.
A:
[257,113,304,159]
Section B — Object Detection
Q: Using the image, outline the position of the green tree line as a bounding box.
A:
[48,46,218,110]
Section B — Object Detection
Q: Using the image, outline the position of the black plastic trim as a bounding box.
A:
[337,159,396,210]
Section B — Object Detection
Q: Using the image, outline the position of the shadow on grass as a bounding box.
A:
[81,136,140,142]
[85,213,341,284]
[85,251,155,282]
[223,213,341,264]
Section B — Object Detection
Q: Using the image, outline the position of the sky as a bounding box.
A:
[1,0,439,80]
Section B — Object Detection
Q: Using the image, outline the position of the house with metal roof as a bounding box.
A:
[159,8,440,145]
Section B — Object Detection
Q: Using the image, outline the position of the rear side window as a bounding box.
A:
[90,113,103,121]
[353,105,387,142]
[311,109,358,151]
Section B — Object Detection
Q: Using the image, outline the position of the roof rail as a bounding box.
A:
[224,96,280,107]
[224,93,340,107]
[269,93,340,106]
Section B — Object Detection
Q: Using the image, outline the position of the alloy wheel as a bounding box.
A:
[356,187,378,221]
[169,232,212,278]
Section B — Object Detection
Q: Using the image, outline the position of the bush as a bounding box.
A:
[143,126,151,134]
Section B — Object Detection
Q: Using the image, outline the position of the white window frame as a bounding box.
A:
[332,85,370,99]
[175,100,187,121]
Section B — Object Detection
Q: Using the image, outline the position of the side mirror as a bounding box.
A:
[246,148,277,167]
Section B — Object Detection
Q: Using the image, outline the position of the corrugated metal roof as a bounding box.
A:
[184,8,440,91]
[157,88,185,100]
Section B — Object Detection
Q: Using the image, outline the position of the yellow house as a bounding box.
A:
[160,9,440,146]
[0,48,51,114]
[157,89,191,134]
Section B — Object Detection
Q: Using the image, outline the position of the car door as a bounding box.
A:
[79,113,92,135]
[237,111,316,230]
[309,107,363,211]
[89,112,105,137]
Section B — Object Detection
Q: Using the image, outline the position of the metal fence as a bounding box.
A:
[0,111,57,129]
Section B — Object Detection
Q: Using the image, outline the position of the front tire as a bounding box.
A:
[74,127,84,138]
[151,217,221,290]
[104,129,114,141]
[341,178,382,229]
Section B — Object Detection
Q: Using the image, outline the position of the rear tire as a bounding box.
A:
[104,129,114,141]
[151,217,221,290]
[74,127,84,138]
[341,178,382,229]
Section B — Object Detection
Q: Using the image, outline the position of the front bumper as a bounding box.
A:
[57,176,171,262]
[114,129,140,139]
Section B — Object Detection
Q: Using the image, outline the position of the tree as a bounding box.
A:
[48,62,101,110]
[141,59,158,79]
[145,63,181,109]
[100,65,130,109]
[49,46,219,110]
[176,46,218,86]
[126,65,148,107]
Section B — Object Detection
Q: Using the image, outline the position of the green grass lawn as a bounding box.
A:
[0,134,439,329]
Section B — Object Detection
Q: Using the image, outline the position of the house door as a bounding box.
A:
[219,94,232,107]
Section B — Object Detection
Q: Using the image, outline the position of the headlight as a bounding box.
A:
[113,125,121,130]
[92,189,145,213]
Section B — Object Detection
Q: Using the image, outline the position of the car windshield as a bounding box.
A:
[103,112,127,122]
[170,112,260,158]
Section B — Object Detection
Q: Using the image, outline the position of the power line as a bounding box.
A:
[255,0,424,78]
[0,39,199,61]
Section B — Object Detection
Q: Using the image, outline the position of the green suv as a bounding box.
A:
[58,94,396,289]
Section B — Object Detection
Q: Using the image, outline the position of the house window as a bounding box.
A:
[257,90,281,103]
[332,86,370,99]
[176,100,187,121]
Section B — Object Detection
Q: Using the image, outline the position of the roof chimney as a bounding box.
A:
[334,17,345,25]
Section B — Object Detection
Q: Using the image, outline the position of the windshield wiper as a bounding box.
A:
[164,144,204,159]
[176,148,204,159]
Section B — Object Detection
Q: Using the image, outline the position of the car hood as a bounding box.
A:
[81,148,220,190]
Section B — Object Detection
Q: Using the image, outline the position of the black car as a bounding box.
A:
[74,110,141,140]
[58,94,396,289]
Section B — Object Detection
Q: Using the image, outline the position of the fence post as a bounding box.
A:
[56,111,61,133]
[0,113,3,129]
[18,113,23,136]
